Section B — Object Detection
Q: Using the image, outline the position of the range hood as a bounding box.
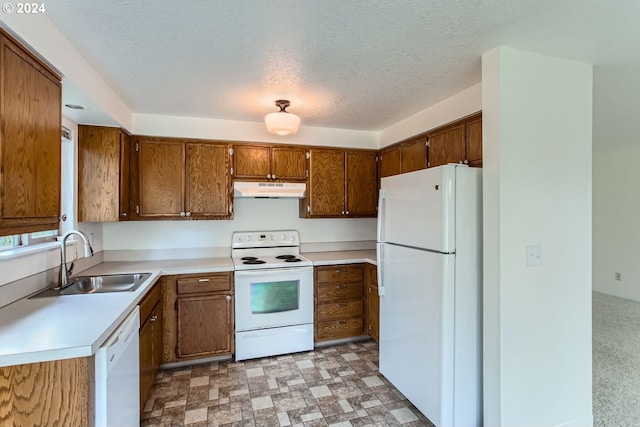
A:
[234,181,306,198]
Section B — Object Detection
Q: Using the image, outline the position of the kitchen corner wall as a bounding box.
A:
[482,47,592,427]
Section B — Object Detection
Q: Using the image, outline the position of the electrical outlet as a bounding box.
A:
[526,245,543,267]
[615,272,622,281]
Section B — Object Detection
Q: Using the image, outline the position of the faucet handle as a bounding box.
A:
[67,262,75,277]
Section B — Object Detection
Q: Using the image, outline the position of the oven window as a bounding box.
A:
[251,280,299,314]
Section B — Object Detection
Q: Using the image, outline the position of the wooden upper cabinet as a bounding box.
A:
[304,148,345,217]
[134,137,232,220]
[271,146,307,181]
[0,30,61,236]
[400,137,427,173]
[427,112,482,168]
[346,151,378,216]
[379,146,401,178]
[428,123,466,168]
[78,126,131,222]
[301,148,377,218]
[232,144,306,181]
[137,138,185,219]
[379,136,427,179]
[186,143,231,217]
[466,114,483,167]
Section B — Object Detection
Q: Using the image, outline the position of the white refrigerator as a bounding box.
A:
[376,164,482,427]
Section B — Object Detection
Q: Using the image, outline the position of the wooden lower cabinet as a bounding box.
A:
[163,272,234,363]
[314,264,365,342]
[0,357,93,427]
[365,264,379,343]
[139,280,163,411]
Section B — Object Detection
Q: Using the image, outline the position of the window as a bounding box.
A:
[0,234,20,249]
[0,230,59,251]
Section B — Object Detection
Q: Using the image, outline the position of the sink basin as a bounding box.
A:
[31,273,152,298]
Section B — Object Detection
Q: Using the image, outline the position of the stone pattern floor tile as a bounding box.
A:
[141,340,434,427]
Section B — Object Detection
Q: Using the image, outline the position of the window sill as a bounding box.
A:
[0,241,68,261]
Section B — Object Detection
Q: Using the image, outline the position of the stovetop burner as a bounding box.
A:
[285,258,302,263]
[241,256,258,261]
[276,255,296,260]
[243,259,266,265]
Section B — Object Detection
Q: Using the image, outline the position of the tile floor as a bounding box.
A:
[142,340,434,427]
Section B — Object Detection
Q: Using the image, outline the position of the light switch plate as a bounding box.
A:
[526,245,543,267]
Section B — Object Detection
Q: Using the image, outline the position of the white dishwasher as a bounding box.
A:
[95,306,140,427]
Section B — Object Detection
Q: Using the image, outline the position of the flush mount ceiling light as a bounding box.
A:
[264,100,301,136]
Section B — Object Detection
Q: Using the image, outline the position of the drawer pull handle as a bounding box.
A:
[337,320,347,325]
[336,269,346,273]
[150,315,158,322]
[337,303,347,307]
[336,285,347,289]
[198,278,210,282]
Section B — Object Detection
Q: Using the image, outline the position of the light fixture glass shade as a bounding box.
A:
[265,111,301,136]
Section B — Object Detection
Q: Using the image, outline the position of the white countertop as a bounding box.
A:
[0,257,233,368]
[0,252,375,368]
[303,249,377,266]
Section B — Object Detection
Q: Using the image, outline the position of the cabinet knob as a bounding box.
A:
[346,211,350,215]
[198,278,210,282]
[337,320,347,325]
[341,211,345,215]
[336,285,347,289]
[180,211,186,217]
[337,303,347,307]
[336,268,346,273]
[185,211,192,217]
[150,315,158,322]
[272,174,277,179]
[267,174,272,179]
[121,212,127,217]
[226,295,231,301]
[463,159,469,165]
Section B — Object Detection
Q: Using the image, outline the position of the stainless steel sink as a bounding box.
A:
[31,273,151,298]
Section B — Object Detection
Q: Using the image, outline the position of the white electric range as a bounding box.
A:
[232,230,314,361]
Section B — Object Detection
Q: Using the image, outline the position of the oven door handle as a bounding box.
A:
[234,266,313,277]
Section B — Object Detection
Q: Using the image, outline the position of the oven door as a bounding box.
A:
[234,266,314,331]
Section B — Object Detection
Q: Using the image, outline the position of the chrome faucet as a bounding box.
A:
[57,230,94,289]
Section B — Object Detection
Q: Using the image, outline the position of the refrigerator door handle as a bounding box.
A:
[376,242,385,296]
[377,189,386,242]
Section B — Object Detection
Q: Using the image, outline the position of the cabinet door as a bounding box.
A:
[271,146,307,181]
[151,304,163,378]
[137,139,185,219]
[1,35,61,234]
[186,143,231,218]
[177,294,233,358]
[367,283,380,343]
[346,151,378,216]
[379,146,401,178]
[306,149,345,217]
[466,115,483,167]
[401,137,427,173]
[78,126,128,222]
[119,132,131,219]
[233,144,270,179]
[427,123,466,168]
[139,310,154,411]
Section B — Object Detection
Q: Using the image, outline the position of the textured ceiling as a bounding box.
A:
[44,0,640,131]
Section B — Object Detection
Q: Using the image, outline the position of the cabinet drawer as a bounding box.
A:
[317,300,363,321]
[139,280,162,324]
[316,317,364,341]
[177,273,232,295]
[317,282,363,303]
[316,264,364,284]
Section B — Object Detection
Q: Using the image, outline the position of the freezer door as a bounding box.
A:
[378,243,455,426]
[378,166,455,252]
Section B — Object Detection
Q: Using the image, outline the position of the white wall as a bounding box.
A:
[379,83,482,147]
[482,47,593,427]
[592,64,640,301]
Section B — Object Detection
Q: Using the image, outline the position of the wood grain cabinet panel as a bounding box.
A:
[427,123,466,168]
[78,125,131,222]
[314,264,366,342]
[301,148,377,218]
[0,357,92,427]
[400,137,428,173]
[0,30,61,236]
[139,281,163,411]
[232,144,306,181]
[379,146,401,178]
[133,137,232,220]
[163,272,234,363]
[365,264,379,343]
[466,114,483,167]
